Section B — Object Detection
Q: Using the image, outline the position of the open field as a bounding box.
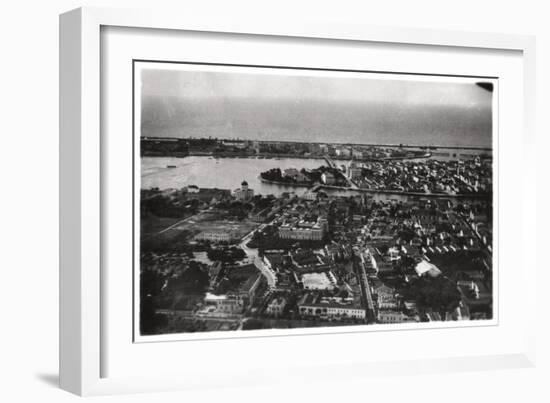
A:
[142,208,260,243]
[140,215,183,239]
[175,219,258,238]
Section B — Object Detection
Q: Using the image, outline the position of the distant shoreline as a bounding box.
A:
[141,136,494,152]
[142,150,486,161]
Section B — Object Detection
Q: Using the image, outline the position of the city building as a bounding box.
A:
[348,167,363,180]
[374,284,399,309]
[204,293,244,315]
[377,310,415,324]
[351,148,363,159]
[302,191,318,201]
[362,248,379,276]
[143,139,493,333]
[194,230,239,243]
[298,293,366,320]
[238,273,262,305]
[265,296,287,316]
[233,180,254,201]
[301,271,336,290]
[278,221,325,241]
[387,246,401,261]
[335,147,351,157]
[321,172,336,185]
[204,270,261,316]
[414,260,442,277]
[283,168,309,183]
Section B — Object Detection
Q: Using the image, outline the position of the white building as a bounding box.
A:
[387,246,401,261]
[298,293,365,320]
[187,185,200,193]
[204,293,244,314]
[278,223,325,241]
[194,230,238,243]
[233,180,254,201]
[414,260,442,277]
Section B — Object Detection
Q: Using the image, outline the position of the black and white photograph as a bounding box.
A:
[3,0,546,399]
[136,61,495,337]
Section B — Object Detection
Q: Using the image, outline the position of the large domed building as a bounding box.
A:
[233,179,254,201]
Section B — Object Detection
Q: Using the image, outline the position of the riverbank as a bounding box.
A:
[143,150,435,162]
[142,155,491,200]
[317,185,491,199]
[258,177,314,188]
[141,156,324,196]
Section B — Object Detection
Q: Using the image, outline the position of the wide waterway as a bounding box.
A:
[141,156,325,196]
[141,155,489,202]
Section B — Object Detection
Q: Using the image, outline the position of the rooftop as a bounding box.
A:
[415,260,442,277]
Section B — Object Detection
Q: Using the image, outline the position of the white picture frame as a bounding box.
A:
[60,6,537,396]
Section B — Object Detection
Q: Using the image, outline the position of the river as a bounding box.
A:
[141,156,324,196]
[141,154,489,202]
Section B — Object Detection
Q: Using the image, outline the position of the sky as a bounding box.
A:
[139,65,494,147]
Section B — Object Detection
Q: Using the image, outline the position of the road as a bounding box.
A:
[140,212,201,242]
[155,213,199,235]
[238,219,280,288]
[353,248,376,324]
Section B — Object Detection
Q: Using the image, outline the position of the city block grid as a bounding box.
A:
[139,138,493,335]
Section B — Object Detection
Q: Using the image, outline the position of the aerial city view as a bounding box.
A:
[137,64,494,336]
